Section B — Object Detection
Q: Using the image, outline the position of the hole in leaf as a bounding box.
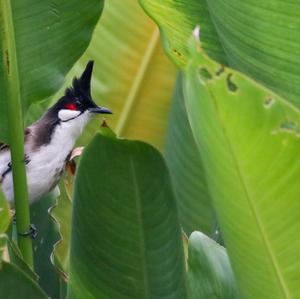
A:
[5,50,10,74]
[216,65,225,76]
[276,121,300,136]
[272,120,300,137]
[280,121,296,131]
[198,67,213,81]
[226,74,238,92]
[264,97,275,108]
[172,48,182,57]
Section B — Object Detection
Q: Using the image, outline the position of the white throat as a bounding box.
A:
[55,110,91,146]
[26,110,90,200]
[58,109,82,122]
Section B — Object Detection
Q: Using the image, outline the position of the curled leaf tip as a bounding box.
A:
[99,121,117,139]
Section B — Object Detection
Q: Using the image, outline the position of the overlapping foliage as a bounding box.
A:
[0,0,299,298]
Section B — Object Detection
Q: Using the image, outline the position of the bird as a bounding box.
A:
[0,60,112,208]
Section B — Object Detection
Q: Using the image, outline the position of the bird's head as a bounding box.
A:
[50,60,112,123]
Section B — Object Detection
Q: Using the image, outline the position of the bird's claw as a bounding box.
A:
[19,224,38,239]
[24,154,30,165]
[13,214,37,239]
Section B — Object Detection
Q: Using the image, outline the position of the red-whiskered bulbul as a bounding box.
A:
[0,61,112,207]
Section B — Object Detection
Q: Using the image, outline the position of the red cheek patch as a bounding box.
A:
[65,103,77,111]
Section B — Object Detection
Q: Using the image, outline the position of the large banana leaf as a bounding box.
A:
[0,0,104,142]
[139,0,226,67]
[188,232,238,299]
[139,0,300,107]
[165,75,214,236]
[68,134,187,299]
[206,0,300,106]
[184,38,300,299]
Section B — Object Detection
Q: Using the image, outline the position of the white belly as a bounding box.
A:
[0,150,13,204]
[1,147,69,206]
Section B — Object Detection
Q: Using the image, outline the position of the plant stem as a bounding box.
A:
[1,0,33,267]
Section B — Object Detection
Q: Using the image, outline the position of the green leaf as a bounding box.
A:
[139,0,300,107]
[184,39,300,299]
[0,262,48,299]
[206,0,300,106]
[77,0,176,151]
[139,0,226,67]
[1,230,48,299]
[31,190,61,299]
[68,134,187,299]
[51,180,72,276]
[0,0,104,142]
[188,232,238,299]
[6,236,38,283]
[165,74,215,236]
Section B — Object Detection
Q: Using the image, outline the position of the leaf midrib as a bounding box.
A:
[204,75,292,299]
[115,26,160,136]
[130,157,150,298]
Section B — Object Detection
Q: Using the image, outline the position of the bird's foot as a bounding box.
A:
[12,213,37,239]
[18,224,38,239]
[24,154,30,165]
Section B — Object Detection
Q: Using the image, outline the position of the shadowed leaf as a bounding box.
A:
[68,134,187,299]
[184,37,300,299]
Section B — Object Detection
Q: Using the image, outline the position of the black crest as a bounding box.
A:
[47,60,112,117]
[65,60,94,100]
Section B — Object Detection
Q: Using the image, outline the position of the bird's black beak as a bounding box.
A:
[89,106,112,114]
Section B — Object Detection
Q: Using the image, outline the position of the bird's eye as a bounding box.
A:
[65,103,77,111]
[75,100,83,108]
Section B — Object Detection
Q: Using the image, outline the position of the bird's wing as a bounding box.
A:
[0,128,32,154]
[0,142,10,183]
[0,142,9,153]
[0,128,32,181]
